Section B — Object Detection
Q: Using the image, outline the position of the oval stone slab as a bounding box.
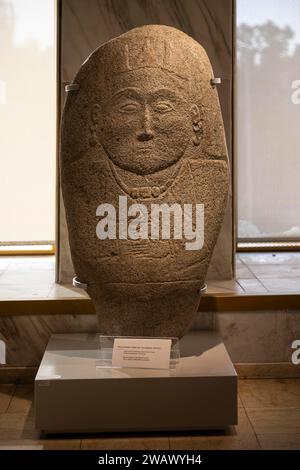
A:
[61,25,229,338]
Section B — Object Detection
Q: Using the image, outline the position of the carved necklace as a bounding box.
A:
[109,160,183,200]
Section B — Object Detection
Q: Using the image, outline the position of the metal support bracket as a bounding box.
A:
[65,83,80,92]
[72,276,88,291]
[210,78,222,87]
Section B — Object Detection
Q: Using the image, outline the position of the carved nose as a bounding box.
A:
[137,131,154,142]
[137,106,154,142]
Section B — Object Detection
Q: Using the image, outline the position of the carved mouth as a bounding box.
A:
[137,147,153,152]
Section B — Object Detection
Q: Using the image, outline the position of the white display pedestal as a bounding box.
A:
[34,331,237,433]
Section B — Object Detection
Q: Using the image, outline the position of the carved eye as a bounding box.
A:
[119,101,139,113]
[154,101,174,113]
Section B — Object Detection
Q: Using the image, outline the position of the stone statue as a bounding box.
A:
[61,25,229,338]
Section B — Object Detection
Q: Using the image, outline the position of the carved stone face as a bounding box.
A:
[95,68,195,175]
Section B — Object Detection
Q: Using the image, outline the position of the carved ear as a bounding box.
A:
[190,104,200,126]
[91,104,101,124]
[89,104,101,147]
[190,105,202,146]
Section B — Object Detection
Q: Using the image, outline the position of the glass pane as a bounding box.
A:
[0,0,56,243]
[237,0,300,239]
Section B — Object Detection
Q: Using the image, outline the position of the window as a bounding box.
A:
[1,0,299,252]
[0,0,56,250]
[236,0,300,243]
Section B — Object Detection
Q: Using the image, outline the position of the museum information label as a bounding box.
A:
[112,338,172,369]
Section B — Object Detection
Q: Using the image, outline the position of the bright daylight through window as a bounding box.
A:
[237,0,300,242]
[0,0,56,249]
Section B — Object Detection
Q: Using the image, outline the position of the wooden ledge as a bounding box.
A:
[0,292,299,317]
[200,292,300,311]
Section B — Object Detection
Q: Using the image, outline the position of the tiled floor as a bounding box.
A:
[0,380,299,450]
[0,252,300,300]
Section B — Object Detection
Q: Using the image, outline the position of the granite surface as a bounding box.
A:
[61,25,229,336]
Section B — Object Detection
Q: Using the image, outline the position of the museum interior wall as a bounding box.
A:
[57,0,234,284]
[2,0,299,377]
[1,309,299,372]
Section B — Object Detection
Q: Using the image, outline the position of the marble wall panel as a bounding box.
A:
[216,311,300,363]
[0,309,299,367]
